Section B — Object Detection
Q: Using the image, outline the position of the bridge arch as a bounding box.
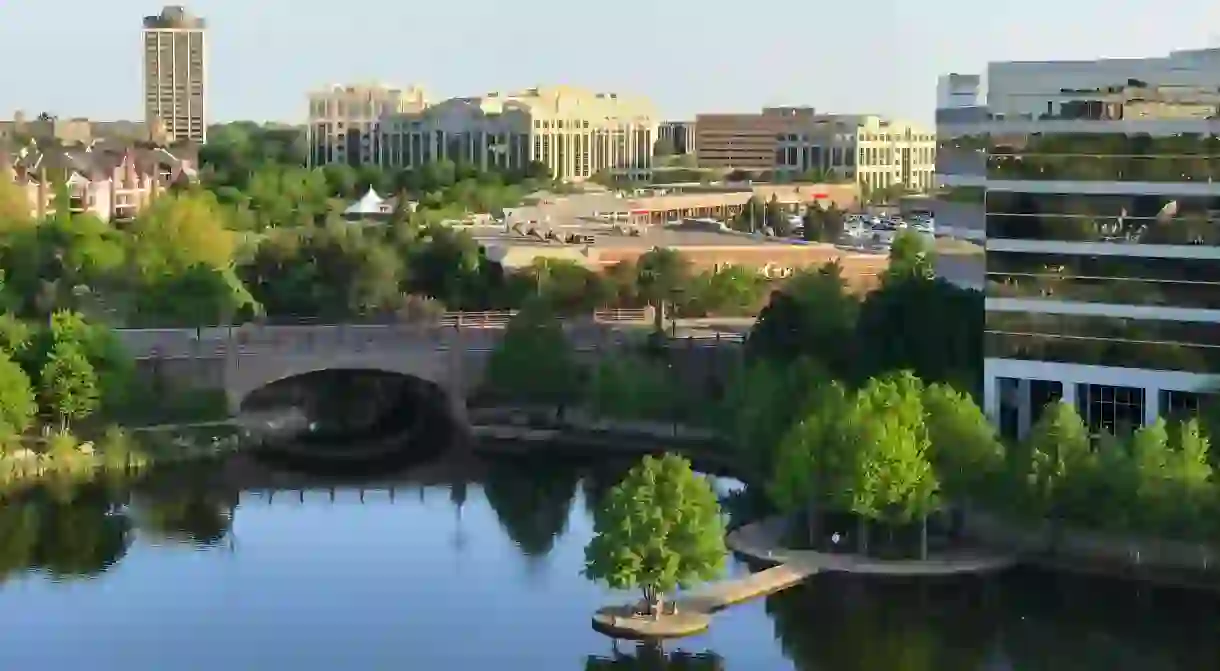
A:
[226,350,470,428]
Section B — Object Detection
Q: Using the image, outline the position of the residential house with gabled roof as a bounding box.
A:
[2,140,198,222]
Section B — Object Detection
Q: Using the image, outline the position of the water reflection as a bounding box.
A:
[765,571,1220,670]
[587,642,725,670]
[482,454,582,559]
[0,466,241,583]
[0,453,1218,670]
[0,475,133,581]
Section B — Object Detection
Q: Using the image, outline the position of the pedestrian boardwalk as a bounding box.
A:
[675,563,818,613]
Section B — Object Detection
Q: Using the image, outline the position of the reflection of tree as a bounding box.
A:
[998,572,1220,671]
[585,641,724,671]
[580,461,635,518]
[764,580,995,671]
[0,480,133,581]
[481,456,580,559]
[132,488,238,547]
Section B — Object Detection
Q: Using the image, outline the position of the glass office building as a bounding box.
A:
[935,49,1220,439]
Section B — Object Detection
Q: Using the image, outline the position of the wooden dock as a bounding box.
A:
[675,563,819,613]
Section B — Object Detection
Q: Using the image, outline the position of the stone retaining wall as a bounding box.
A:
[962,508,1220,573]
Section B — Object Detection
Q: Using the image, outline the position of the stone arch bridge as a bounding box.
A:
[120,312,745,427]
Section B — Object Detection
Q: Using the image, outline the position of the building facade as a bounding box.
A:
[0,113,167,147]
[3,143,197,221]
[377,86,658,182]
[695,107,937,194]
[937,48,1220,439]
[306,84,428,167]
[142,6,206,144]
[657,121,694,156]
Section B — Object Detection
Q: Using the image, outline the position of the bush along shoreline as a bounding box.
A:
[0,423,244,490]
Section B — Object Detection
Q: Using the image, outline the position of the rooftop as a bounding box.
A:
[143,6,205,29]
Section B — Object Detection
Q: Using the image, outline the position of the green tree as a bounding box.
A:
[768,378,853,544]
[38,342,100,431]
[681,265,766,317]
[0,178,34,232]
[801,205,826,242]
[126,192,237,281]
[846,373,940,557]
[1020,401,1092,525]
[856,257,983,393]
[584,454,727,618]
[525,258,611,316]
[0,352,36,439]
[1164,418,1214,536]
[636,247,691,331]
[732,196,766,233]
[885,230,935,282]
[721,358,828,480]
[137,263,258,327]
[0,313,30,357]
[746,262,858,378]
[24,311,136,419]
[921,383,1004,501]
[483,305,581,414]
[764,195,790,236]
[587,356,676,422]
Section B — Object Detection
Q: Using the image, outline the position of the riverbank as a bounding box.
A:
[0,421,245,492]
[473,405,1220,597]
[468,406,733,467]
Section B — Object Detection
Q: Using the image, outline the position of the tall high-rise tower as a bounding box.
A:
[142,6,206,144]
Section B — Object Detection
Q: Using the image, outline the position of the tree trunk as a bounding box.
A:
[805,499,819,547]
[920,515,929,561]
[857,516,870,555]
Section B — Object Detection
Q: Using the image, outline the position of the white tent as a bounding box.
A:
[344,188,390,216]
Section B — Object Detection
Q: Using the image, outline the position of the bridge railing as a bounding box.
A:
[135,328,745,360]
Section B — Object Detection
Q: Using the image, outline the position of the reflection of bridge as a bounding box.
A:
[242,486,421,506]
[121,310,746,420]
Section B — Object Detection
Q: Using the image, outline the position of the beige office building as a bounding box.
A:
[695,107,937,194]
[306,84,428,167]
[142,6,206,144]
[377,86,659,182]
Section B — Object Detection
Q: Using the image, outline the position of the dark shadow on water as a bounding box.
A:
[481,452,582,560]
[0,463,242,583]
[764,566,1220,671]
[241,369,460,463]
[586,641,725,670]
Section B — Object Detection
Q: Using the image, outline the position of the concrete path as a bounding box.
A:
[729,516,1018,577]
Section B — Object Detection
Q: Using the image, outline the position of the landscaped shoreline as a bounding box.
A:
[0,421,245,492]
[469,403,1220,594]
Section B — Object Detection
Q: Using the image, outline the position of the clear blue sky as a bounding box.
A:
[2,0,1218,125]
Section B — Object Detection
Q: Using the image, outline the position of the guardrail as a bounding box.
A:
[132,330,743,360]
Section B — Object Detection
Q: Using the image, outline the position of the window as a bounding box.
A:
[1078,384,1145,434]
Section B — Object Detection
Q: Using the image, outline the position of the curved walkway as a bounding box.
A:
[594,516,1017,639]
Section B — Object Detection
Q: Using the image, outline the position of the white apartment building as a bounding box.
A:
[142,6,206,144]
[377,86,659,182]
[935,48,1220,440]
[306,84,428,167]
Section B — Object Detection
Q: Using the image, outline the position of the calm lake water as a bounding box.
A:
[1,448,1218,670]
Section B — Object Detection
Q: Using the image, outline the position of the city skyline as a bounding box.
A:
[2,0,1219,125]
